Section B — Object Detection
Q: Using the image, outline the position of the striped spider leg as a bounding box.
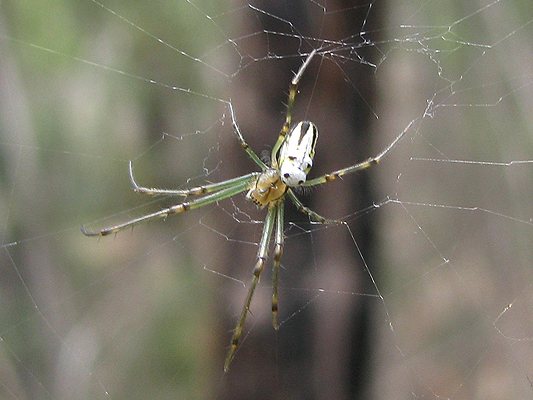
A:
[81,169,261,237]
[300,120,409,188]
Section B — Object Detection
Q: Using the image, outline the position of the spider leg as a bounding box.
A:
[224,206,276,372]
[271,50,317,168]
[299,157,378,187]
[228,102,267,170]
[301,124,409,187]
[81,179,253,236]
[271,201,284,329]
[129,161,260,196]
[286,189,341,224]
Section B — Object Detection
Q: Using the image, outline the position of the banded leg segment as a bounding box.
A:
[224,207,276,372]
[129,161,260,196]
[300,123,409,187]
[81,180,252,236]
[271,50,317,168]
[286,189,341,224]
[228,102,267,170]
[300,157,378,187]
[271,201,284,329]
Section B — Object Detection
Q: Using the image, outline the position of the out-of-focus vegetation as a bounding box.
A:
[1,1,533,399]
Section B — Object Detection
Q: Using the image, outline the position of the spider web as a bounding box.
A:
[1,0,533,398]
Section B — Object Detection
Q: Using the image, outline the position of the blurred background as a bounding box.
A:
[1,0,533,399]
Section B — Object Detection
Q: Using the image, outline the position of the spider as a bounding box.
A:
[81,49,405,371]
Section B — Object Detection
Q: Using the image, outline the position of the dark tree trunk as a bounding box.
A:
[216,1,384,398]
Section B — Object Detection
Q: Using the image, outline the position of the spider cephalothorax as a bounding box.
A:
[246,168,287,208]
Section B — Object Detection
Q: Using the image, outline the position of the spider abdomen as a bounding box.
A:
[279,120,318,186]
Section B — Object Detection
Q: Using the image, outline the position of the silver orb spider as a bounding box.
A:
[81,49,405,371]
